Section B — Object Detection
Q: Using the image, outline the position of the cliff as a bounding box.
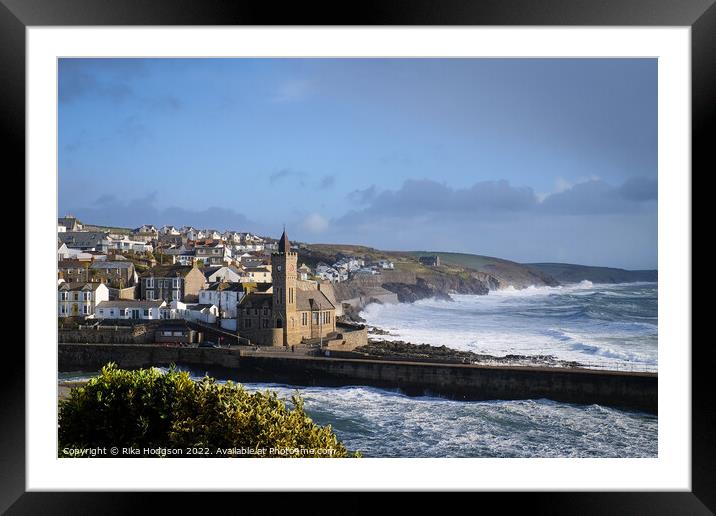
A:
[526,263,657,284]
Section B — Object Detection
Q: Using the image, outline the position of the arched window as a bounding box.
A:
[276,318,283,329]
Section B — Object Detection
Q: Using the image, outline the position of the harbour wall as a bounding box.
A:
[58,343,657,414]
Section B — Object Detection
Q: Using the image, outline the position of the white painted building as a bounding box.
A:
[107,236,154,253]
[95,300,166,320]
[377,259,395,269]
[160,225,180,235]
[58,282,110,318]
[203,265,242,283]
[198,283,244,318]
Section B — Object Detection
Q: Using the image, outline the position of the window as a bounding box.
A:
[254,308,259,315]
[83,305,90,315]
[147,278,154,288]
[173,278,180,288]
[98,309,104,316]
[312,312,318,324]
[262,319,269,328]
[244,319,252,328]
[60,305,65,314]
[263,308,268,316]
[302,313,307,325]
[147,290,154,300]
[144,309,150,316]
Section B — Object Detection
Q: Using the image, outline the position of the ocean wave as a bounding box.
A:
[361,282,657,371]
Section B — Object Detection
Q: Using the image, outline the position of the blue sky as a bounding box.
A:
[59,58,657,269]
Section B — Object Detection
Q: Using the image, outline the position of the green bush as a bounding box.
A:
[59,363,358,458]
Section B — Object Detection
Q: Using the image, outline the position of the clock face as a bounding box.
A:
[277,265,282,271]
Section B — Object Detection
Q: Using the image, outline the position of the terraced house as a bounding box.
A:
[194,241,232,266]
[139,264,205,303]
[57,282,109,317]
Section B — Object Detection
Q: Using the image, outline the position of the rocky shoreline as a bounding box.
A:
[355,327,583,369]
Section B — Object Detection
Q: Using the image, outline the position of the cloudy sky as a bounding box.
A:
[59,58,657,269]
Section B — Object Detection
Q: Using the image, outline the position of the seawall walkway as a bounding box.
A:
[58,343,657,414]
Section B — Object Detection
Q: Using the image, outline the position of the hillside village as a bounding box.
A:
[56,215,407,348]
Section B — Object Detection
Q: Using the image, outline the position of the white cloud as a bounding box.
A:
[303,213,329,233]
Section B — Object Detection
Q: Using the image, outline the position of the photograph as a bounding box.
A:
[56,57,659,459]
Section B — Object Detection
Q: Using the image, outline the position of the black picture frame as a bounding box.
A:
[5,0,709,512]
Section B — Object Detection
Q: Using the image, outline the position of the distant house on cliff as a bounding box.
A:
[418,255,440,267]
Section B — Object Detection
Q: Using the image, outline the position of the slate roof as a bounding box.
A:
[204,282,244,292]
[90,261,134,270]
[58,260,86,269]
[277,230,290,253]
[58,282,105,291]
[58,231,109,248]
[296,289,335,311]
[239,292,273,309]
[139,264,194,278]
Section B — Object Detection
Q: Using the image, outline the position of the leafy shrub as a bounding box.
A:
[59,363,358,457]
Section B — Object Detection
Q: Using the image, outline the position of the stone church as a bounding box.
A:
[238,230,337,347]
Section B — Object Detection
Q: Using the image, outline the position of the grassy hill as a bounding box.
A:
[408,251,558,288]
[526,263,657,284]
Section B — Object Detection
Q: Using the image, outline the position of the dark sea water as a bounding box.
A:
[59,282,658,458]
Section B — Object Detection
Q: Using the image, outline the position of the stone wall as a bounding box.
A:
[59,324,156,344]
[58,343,657,413]
[325,323,368,351]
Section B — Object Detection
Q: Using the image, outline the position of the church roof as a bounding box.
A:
[296,289,335,311]
[239,292,273,308]
[277,229,290,253]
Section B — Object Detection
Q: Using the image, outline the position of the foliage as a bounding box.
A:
[58,363,358,458]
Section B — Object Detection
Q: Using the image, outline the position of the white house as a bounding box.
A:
[223,231,242,243]
[203,265,242,283]
[160,225,180,235]
[186,229,206,241]
[135,224,158,235]
[57,240,70,260]
[107,236,154,253]
[95,300,166,320]
[58,282,110,318]
[298,263,311,281]
[198,283,244,318]
[315,264,345,283]
[377,259,395,270]
[163,300,218,324]
[241,266,272,283]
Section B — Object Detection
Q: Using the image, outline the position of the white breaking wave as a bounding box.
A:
[361,282,657,371]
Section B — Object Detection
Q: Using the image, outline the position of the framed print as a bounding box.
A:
[5,0,711,512]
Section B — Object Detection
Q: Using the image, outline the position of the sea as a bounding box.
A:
[59,281,658,458]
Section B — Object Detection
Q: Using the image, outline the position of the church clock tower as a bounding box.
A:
[271,229,299,345]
